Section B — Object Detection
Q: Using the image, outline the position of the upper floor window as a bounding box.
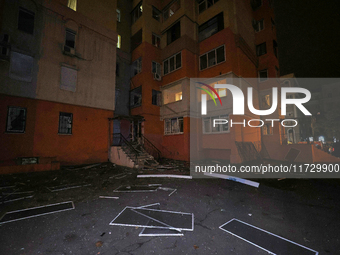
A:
[60,66,77,92]
[9,52,33,82]
[167,21,180,45]
[131,29,142,51]
[6,107,27,133]
[200,45,225,70]
[163,0,180,22]
[262,123,273,135]
[130,86,142,108]
[152,90,162,106]
[198,12,224,42]
[152,6,161,22]
[132,57,142,77]
[163,84,182,105]
[256,42,267,56]
[117,35,121,48]
[18,8,34,34]
[275,66,279,78]
[152,33,161,48]
[251,0,262,10]
[117,9,121,22]
[67,0,77,11]
[198,0,219,14]
[203,114,229,134]
[254,19,264,32]
[258,69,268,82]
[152,61,161,76]
[163,52,181,75]
[132,1,143,24]
[261,94,271,108]
[65,29,76,49]
[165,117,183,135]
[273,40,278,58]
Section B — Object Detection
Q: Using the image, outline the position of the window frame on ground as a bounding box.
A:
[198,0,219,14]
[164,117,183,135]
[163,0,180,22]
[58,112,73,135]
[199,45,225,70]
[198,12,224,42]
[6,106,27,133]
[131,57,142,77]
[256,42,267,56]
[163,52,181,75]
[258,69,268,82]
[203,114,229,134]
[132,1,143,24]
[18,7,35,35]
[167,21,181,45]
[130,86,142,108]
[152,90,162,106]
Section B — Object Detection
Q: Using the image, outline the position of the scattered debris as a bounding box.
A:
[46,183,91,192]
[95,241,103,247]
[0,201,75,224]
[99,196,119,199]
[100,232,105,237]
[203,173,259,188]
[137,174,192,179]
[194,245,199,250]
[113,185,159,193]
[139,227,183,237]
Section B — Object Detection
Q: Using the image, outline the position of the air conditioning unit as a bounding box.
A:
[154,73,161,81]
[63,45,75,55]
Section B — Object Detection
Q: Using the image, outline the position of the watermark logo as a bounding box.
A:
[197,84,312,116]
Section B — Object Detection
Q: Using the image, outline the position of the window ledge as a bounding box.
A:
[164,132,184,136]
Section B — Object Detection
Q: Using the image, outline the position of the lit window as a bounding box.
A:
[60,66,77,92]
[6,107,26,133]
[117,35,121,48]
[163,84,182,104]
[203,115,229,133]
[164,117,183,134]
[163,52,181,75]
[67,0,77,11]
[18,8,35,34]
[116,9,121,22]
[59,112,73,134]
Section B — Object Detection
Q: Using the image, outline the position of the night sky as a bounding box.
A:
[274,0,340,79]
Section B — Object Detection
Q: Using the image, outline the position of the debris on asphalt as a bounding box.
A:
[203,173,259,188]
[113,185,159,192]
[95,241,103,247]
[99,196,119,199]
[46,183,91,192]
[137,174,192,179]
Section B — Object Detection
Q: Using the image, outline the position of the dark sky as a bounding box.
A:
[274,0,340,78]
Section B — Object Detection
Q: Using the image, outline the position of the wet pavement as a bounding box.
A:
[0,162,339,255]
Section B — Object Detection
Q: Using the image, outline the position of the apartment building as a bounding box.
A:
[0,0,117,173]
[121,0,282,163]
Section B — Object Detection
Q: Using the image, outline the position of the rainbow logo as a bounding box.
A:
[196,82,223,106]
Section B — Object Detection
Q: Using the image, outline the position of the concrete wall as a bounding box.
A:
[109,146,136,168]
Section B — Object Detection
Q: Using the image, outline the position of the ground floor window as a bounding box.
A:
[6,106,26,133]
[164,117,183,134]
[58,112,73,134]
[203,114,229,133]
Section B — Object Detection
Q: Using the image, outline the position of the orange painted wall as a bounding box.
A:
[1,94,114,166]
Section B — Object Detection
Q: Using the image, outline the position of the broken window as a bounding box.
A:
[152,33,161,48]
[18,8,34,34]
[152,61,161,76]
[167,21,180,45]
[256,42,267,56]
[131,57,142,77]
[163,0,180,21]
[67,0,77,11]
[132,1,143,24]
[258,69,268,82]
[200,45,225,70]
[198,12,224,42]
[60,66,77,92]
[131,29,142,51]
[65,29,76,49]
[254,19,264,32]
[6,107,27,133]
[58,112,73,134]
[198,0,219,14]
[165,117,183,134]
[203,114,229,134]
[152,6,161,22]
[163,52,181,75]
[152,90,161,106]
[163,84,182,104]
[9,51,34,82]
[130,86,142,108]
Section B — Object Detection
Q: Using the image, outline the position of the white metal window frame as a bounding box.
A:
[163,52,181,75]
[202,114,229,134]
[152,61,161,76]
[199,45,225,71]
[132,57,142,77]
[164,117,184,135]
